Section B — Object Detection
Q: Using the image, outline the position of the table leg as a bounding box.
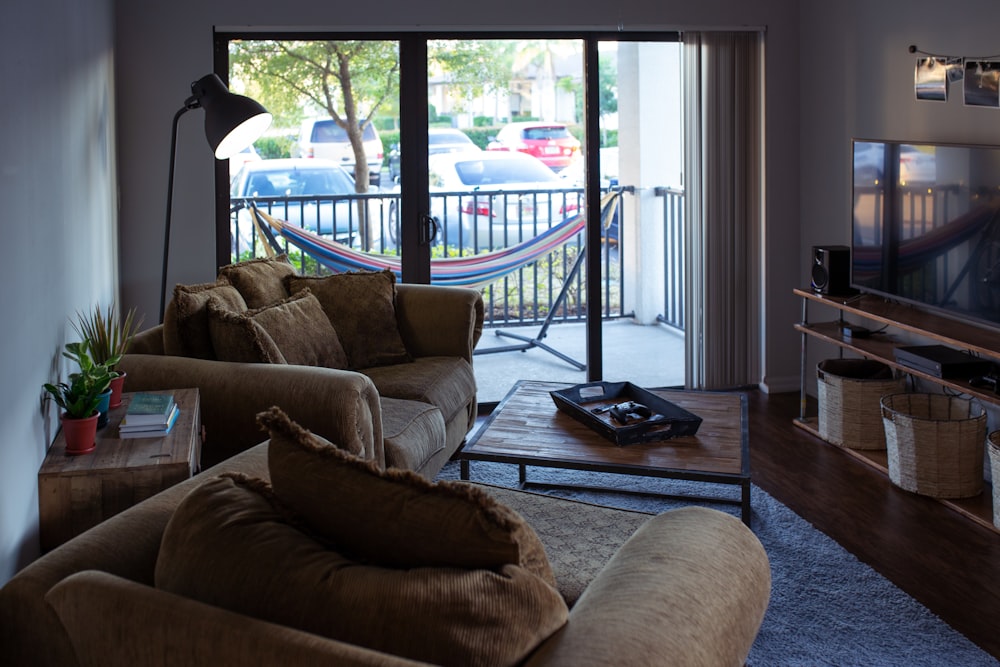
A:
[460,460,470,480]
[741,480,752,527]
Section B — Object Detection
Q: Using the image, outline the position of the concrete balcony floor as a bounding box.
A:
[472,318,686,405]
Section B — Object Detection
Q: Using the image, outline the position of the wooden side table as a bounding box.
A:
[38,388,202,552]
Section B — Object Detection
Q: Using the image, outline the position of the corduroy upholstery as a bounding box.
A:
[120,258,483,474]
[0,442,771,667]
[155,474,568,667]
[262,408,555,583]
[287,270,412,370]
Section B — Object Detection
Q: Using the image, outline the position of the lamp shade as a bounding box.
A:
[190,74,272,159]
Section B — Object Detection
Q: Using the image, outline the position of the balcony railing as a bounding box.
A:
[232,185,684,329]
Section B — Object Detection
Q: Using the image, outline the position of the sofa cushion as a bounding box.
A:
[363,356,477,424]
[163,282,247,359]
[286,269,411,370]
[379,396,446,474]
[260,407,556,584]
[207,290,349,368]
[155,473,568,667]
[217,254,297,308]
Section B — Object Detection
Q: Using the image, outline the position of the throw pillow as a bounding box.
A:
[163,282,248,359]
[207,290,349,369]
[217,254,297,309]
[155,473,568,667]
[286,269,411,370]
[259,407,556,586]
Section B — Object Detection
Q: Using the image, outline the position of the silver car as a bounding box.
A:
[230,158,377,247]
[427,151,579,248]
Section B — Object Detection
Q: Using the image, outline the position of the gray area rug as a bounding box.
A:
[437,460,997,667]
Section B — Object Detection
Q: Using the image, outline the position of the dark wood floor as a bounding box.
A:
[747,390,1000,661]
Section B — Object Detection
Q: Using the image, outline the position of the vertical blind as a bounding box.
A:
[683,31,764,390]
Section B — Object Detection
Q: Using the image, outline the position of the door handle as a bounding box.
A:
[420,214,439,244]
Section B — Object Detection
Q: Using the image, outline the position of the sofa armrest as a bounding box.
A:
[46,571,433,667]
[395,284,484,363]
[524,507,771,667]
[127,325,165,355]
[0,445,270,667]
[118,354,383,468]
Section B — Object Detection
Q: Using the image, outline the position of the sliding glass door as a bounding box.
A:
[216,31,683,403]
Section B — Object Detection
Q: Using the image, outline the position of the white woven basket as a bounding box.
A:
[880,393,986,499]
[817,359,904,450]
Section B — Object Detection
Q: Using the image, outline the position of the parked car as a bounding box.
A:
[230,158,379,247]
[387,128,481,182]
[229,144,262,181]
[426,151,579,247]
[294,118,384,187]
[486,121,581,172]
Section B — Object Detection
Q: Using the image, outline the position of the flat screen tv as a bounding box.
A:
[851,138,1000,329]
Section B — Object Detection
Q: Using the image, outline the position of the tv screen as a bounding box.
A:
[852,139,1000,329]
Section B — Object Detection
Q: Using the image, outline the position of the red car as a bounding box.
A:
[487,121,581,171]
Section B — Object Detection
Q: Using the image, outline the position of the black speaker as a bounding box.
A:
[811,245,851,295]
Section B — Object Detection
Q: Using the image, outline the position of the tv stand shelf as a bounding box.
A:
[793,288,997,534]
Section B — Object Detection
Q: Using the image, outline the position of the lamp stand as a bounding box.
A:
[159,99,200,323]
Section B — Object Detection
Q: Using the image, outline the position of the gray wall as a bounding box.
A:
[0,0,118,583]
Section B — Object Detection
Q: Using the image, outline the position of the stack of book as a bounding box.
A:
[119,393,179,439]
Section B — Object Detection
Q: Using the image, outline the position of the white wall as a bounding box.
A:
[0,0,117,583]
[798,0,1000,392]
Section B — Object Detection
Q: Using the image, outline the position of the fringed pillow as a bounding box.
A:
[155,473,568,667]
[286,269,411,370]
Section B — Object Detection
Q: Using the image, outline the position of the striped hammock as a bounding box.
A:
[250,191,620,288]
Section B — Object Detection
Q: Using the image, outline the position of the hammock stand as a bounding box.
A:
[249,191,622,370]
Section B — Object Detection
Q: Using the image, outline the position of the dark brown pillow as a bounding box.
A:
[207,290,349,369]
[217,254,297,309]
[155,473,568,667]
[286,269,410,369]
[163,282,247,358]
[259,407,556,585]
[206,299,285,364]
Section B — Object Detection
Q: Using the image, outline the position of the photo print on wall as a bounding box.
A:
[915,57,948,101]
[964,60,1000,108]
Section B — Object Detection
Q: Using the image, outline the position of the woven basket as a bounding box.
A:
[881,393,986,498]
[817,359,904,450]
[988,432,1000,528]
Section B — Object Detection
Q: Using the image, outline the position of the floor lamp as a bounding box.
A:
[159,73,272,323]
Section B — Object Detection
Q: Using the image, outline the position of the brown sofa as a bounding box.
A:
[0,438,771,667]
[119,258,484,476]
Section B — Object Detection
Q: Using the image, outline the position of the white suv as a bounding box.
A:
[296,118,384,186]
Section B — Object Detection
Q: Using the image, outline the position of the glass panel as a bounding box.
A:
[425,38,589,403]
[227,38,400,265]
[599,41,686,390]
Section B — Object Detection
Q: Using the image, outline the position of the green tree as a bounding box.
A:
[230,39,399,194]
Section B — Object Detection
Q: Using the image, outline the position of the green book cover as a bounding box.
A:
[126,393,175,417]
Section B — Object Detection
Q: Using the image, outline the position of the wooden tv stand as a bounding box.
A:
[793,288,997,533]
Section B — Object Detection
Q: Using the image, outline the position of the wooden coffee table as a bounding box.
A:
[458,380,751,525]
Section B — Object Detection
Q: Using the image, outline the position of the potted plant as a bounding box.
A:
[43,341,121,455]
[72,303,143,409]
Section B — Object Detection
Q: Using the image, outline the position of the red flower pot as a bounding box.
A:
[61,412,99,455]
[109,373,126,409]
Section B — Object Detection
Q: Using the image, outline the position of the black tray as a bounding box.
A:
[550,381,702,445]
